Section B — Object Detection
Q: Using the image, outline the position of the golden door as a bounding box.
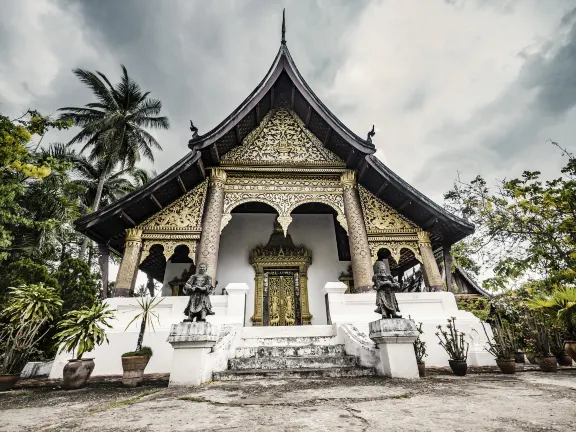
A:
[266,273,297,326]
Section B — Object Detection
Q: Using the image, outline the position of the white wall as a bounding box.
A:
[217,213,350,326]
[161,262,194,296]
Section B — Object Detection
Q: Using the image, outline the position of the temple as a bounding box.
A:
[57,15,493,380]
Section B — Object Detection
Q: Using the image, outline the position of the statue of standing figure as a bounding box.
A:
[373,255,402,319]
[183,263,215,322]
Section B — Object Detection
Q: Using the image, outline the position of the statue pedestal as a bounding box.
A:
[167,322,219,386]
[369,318,420,379]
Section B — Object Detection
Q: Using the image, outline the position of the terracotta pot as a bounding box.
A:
[526,353,537,365]
[496,358,516,374]
[538,355,557,373]
[62,359,95,390]
[417,362,426,378]
[564,341,576,362]
[0,374,20,392]
[556,354,573,367]
[121,356,150,387]
[448,360,468,376]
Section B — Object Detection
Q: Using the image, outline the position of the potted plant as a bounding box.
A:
[0,283,62,391]
[413,322,427,377]
[121,295,163,387]
[481,318,516,374]
[550,327,573,367]
[526,314,557,372]
[528,286,576,362]
[436,317,469,376]
[53,303,114,389]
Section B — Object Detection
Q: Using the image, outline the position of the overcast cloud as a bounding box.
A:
[2,0,576,203]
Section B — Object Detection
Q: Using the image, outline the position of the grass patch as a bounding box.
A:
[391,393,412,399]
[88,389,160,414]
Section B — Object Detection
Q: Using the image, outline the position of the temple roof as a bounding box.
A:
[74,34,474,255]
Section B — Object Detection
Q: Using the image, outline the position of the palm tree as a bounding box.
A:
[58,65,169,258]
[527,287,576,340]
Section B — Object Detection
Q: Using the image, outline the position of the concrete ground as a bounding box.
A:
[1,370,575,432]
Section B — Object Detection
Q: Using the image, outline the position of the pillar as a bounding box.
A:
[443,244,454,292]
[196,168,226,281]
[115,228,143,297]
[97,244,109,299]
[417,231,444,292]
[341,171,373,292]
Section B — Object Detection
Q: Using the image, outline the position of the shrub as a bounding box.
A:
[122,346,153,357]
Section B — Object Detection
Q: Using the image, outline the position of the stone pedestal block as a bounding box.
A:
[369,318,420,379]
[167,322,219,386]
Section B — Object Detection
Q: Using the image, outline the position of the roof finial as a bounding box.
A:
[281,9,286,45]
[367,125,375,143]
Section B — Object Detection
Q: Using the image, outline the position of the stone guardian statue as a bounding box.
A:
[373,257,402,319]
[183,263,215,322]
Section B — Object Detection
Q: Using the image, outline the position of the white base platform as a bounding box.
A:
[49,285,495,379]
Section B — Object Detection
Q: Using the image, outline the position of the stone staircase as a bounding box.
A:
[213,326,376,381]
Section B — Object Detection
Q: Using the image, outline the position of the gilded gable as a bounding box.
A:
[139,180,208,231]
[220,108,345,166]
[358,185,418,233]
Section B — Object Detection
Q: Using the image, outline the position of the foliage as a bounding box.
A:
[444,142,576,290]
[526,286,576,340]
[456,297,491,322]
[0,259,59,300]
[413,322,427,363]
[481,317,516,360]
[53,303,114,360]
[0,111,72,263]
[122,346,153,357]
[436,317,469,361]
[1,283,62,323]
[524,313,552,356]
[53,258,99,314]
[0,317,50,374]
[125,296,164,353]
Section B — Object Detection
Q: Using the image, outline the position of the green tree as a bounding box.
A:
[54,258,99,314]
[58,65,169,258]
[444,142,576,291]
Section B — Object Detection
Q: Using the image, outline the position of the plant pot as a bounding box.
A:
[62,359,95,390]
[417,362,426,378]
[121,356,150,387]
[556,354,573,367]
[538,355,557,373]
[515,350,525,364]
[496,358,516,374]
[448,360,467,376]
[564,341,576,362]
[0,374,20,392]
[526,353,537,365]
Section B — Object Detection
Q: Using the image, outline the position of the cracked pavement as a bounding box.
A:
[1,370,575,431]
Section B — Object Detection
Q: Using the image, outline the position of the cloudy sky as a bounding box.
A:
[1,0,576,203]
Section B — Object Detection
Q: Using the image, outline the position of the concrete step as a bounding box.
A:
[235,344,346,358]
[239,336,338,348]
[214,367,376,381]
[229,355,357,370]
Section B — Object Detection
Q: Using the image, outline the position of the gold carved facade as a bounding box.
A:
[357,185,423,266]
[136,179,208,264]
[249,221,313,326]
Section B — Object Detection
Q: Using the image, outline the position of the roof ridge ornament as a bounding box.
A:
[367,125,375,143]
[281,8,286,45]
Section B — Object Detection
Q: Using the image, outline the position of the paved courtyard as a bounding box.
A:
[1,370,575,432]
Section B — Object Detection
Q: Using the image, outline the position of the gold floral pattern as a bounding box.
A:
[358,185,417,233]
[221,108,345,166]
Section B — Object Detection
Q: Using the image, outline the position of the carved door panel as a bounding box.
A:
[263,270,300,326]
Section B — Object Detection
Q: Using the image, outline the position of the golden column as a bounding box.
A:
[196,168,227,281]
[340,171,373,292]
[115,228,143,297]
[417,230,444,292]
